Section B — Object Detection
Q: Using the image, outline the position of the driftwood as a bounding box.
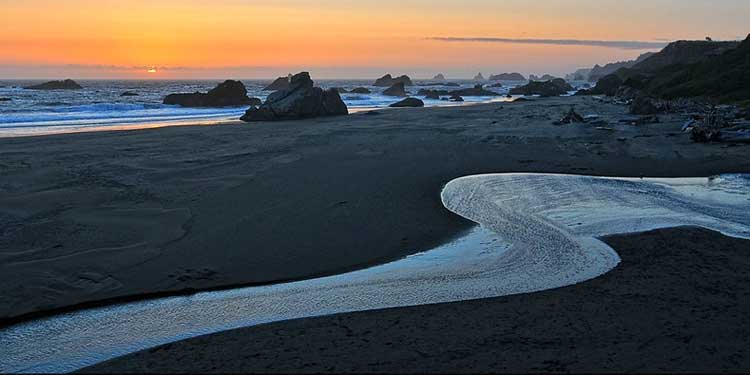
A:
[686,108,750,143]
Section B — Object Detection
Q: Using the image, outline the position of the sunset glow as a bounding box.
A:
[1,0,749,79]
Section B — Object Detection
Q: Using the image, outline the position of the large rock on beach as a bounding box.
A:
[389,97,424,107]
[630,96,663,115]
[383,82,408,97]
[24,79,82,90]
[373,74,413,87]
[263,76,291,91]
[240,72,348,122]
[509,78,574,97]
[164,80,254,107]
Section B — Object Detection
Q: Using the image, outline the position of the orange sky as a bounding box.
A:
[1,0,748,78]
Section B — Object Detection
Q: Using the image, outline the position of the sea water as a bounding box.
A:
[0,79,524,137]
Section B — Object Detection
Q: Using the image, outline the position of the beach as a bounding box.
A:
[2,96,749,324]
[84,226,750,373]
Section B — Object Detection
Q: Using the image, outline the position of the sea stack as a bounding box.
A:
[489,73,526,81]
[263,76,291,91]
[383,82,408,97]
[163,80,257,107]
[373,74,413,87]
[509,78,574,97]
[24,79,82,90]
[433,73,446,80]
[241,72,348,122]
[473,73,485,81]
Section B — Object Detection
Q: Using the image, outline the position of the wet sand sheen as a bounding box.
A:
[2,173,748,373]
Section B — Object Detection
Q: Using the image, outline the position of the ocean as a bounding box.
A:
[0,79,532,137]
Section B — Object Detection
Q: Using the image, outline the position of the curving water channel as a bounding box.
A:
[1,173,749,373]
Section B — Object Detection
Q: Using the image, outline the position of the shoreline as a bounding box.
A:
[1,96,749,326]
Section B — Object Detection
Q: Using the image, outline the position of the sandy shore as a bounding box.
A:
[1,96,749,324]
[85,227,750,373]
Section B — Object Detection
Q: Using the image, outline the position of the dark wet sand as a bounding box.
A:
[2,96,749,324]
[85,227,750,373]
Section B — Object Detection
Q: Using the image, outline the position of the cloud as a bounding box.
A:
[427,37,668,50]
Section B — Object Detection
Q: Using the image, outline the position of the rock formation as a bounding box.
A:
[509,78,574,97]
[164,80,254,107]
[349,87,371,94]
[473,73,485,81]
[24,79,82,90]
[373,74,413,87]
[120,91,139,96]
[383,82,408,97]
[240,72,347,122]
[424,91,440,99]
[432,73,446,80]
[263,76,291,91]
[489,72,525,81]
[449,84,500,96]
[389,97,424,107]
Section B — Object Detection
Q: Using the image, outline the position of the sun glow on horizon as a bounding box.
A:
[2,0,749,79]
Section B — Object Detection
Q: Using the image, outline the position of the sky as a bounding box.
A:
[1,0,748,79]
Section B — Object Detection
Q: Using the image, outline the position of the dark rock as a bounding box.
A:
[24,79,82,90]
[263,76,291,91]
[489,72,525,81]
[449,84,500,97]
[331,87,349,93]
[389,97,424,108]
[418,89,449,97]
[444,82,460,87]
[487,82,503,88]
[0,97,11,102]
[373,74,413,87]
[530,74,558,81]
[240,72,348,122]
[589,74,623,96]
[690,126,722,142]
[248,97,262,106]
[164,80,253,107]
[383,82,408,97]
[575,89,593,96]
[349,87,371,94]
[424,91,440,100]
[120,91,139,97]
[432,73,446,80]
[509,78,574,97]
[630,96,662,115]
[449,95,464,102]
[473,73,485,81]
[554,108,585,125]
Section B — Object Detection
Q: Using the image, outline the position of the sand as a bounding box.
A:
[2,96,749,324]
[84,227,750,373]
